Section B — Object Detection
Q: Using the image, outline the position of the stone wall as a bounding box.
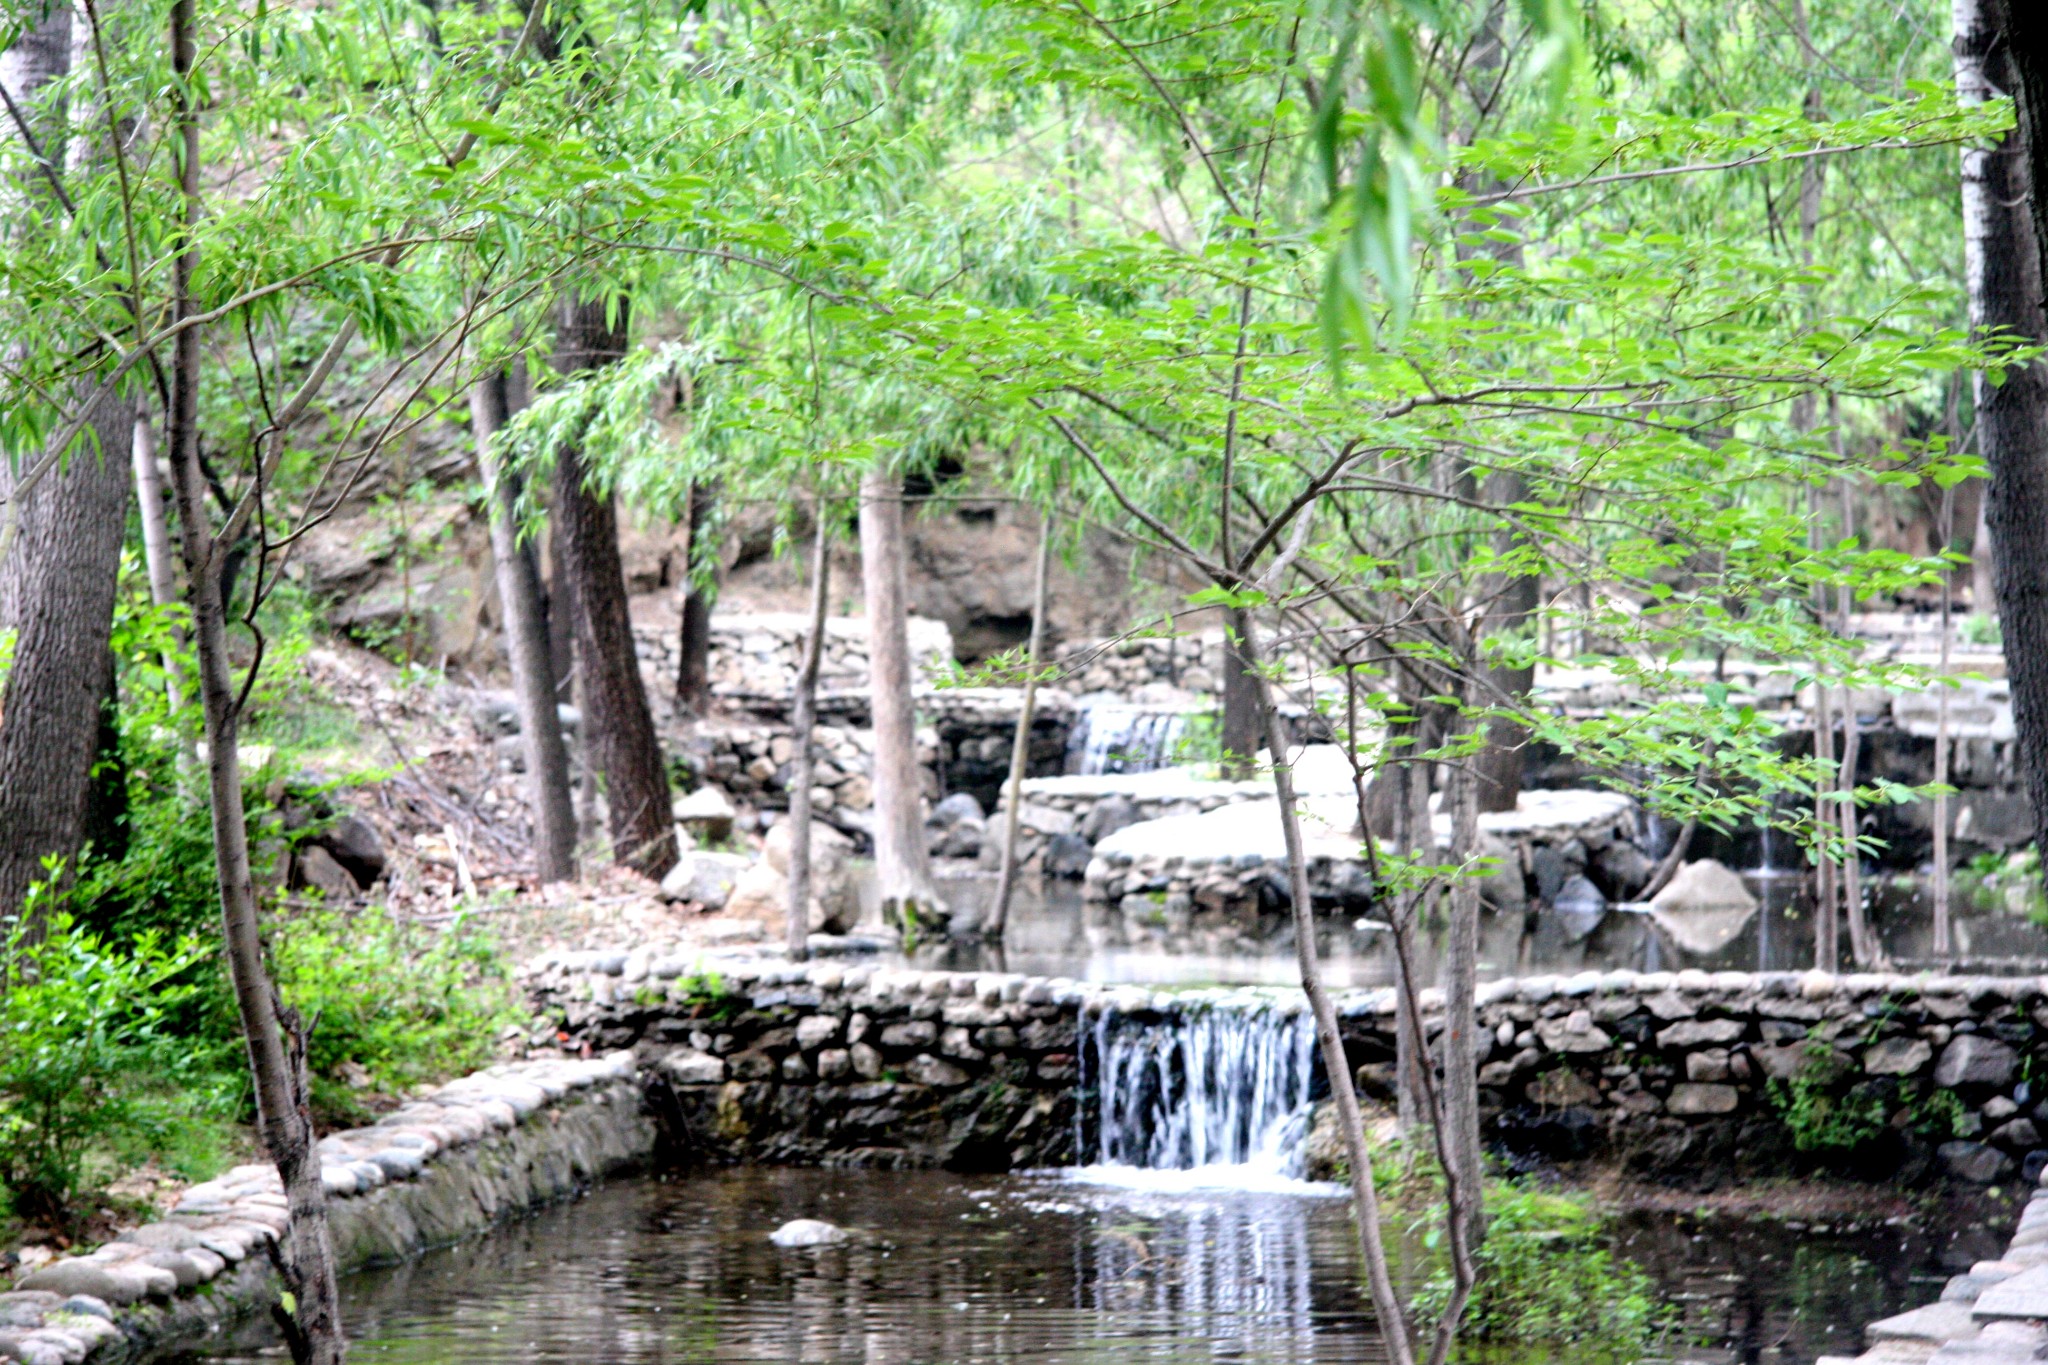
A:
[531,951,2048,1192]
[530,954,1085,1171]
[3,1055,651,1364]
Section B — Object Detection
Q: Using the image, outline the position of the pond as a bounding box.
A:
[179,1168,2015,1365]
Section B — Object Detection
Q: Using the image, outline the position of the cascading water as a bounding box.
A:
[1067,701,1190,776]
[1077,998,1323,1188]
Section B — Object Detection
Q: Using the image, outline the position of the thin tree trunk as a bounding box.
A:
[1935,486,1955,958]
[676,480,715,715]
[1837,687,1874,965]
[0,3,133,917]
[1438,721,1486,1249]
[1811,680,1839,972]
[987,513,1054,941]
[1472,473,1537,815]
[786,508,831,962]
[550,295,676,880]
[131,404,189,716]
[1237,611,1418,1365]
[859,463,940,929]
[472,369,577,883]
[1958,0,2048,894]
[1219,605,1261,778]
[161,1,342,1356]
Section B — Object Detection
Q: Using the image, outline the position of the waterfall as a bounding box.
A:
[1067,701,1190,776]
[1077,999,1321,1187]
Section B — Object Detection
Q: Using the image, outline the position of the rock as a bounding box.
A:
[1863,1037,1934,1077]
[1657,1018,1745,1049]
[1043,833,1093,879]
[725,822,859,932]
[294,844,360,898]
[1649,860,1758,955]
[659,1050,726,1084]
[674,786,738,844]
[1535,1011,1614,1054]
[1991,1117,2042,1150]
[53,1298,108,1323]
[905,1054,970,1087]
[471,693,519,735]
[1594,840,1656,899]
[314,813,386,888]
[1686,1049,1732,1083]
[1939,1139,2015,1184]
[929,818,986,860]
[124,1225,201,1253]
[658,851,752,908]
[1552,875,1607,942]
[1936,1034,2019,1090]
[931,793,984,827]
[1079,796,1142,844]
[11,1265,129,1308]
[796,1015,841,1049]
[1529,1069,1602,1108]
[769,1219,848,1248]
[1666,1083,1740,1115]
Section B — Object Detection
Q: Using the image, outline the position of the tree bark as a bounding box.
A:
[0,3,133,917]
[676,480,715,714]
[473,369,577,883]
[550,295,676,880]
[1438,720,1486,1249]
[859,463,941,929]
[1472,470,1537,814]
[1219,605,1261,778]
[1958,0,2048,886]
[161,0,344,1356]
[131,405,190,717]
[987,512,1054,940]
[786,508,831,962]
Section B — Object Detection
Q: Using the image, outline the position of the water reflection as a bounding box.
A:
[180,1171,2013,1365]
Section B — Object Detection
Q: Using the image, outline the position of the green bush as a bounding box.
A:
[1766,1040,1889,1153]
[0,895,222,1224]
[267,907,522,1125]
[1412,1184,1667,1351]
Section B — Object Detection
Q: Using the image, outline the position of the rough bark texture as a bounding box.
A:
[676,480,715,714]
[786,512,831,961]
[1472,471,1537,813]
[550,296,676,880]
[859,464,940,926]
[1958,0,2048,879]
[987,513,1053,940]
[163,0,345,1355]
[473,370,577,883]
[1439,730,1486,1249]
[131,407,190,715]
[0,4,133,917]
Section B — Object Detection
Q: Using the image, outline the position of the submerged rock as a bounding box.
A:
[769,1219,848,1248]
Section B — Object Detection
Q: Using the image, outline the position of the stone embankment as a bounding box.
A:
[0,1055,649,1364]
[533,951,2048,1187]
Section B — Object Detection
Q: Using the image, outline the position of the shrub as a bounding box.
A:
[1412,1184,1667,1351]
[0,894,219,1224]
[266,907,521,1125]
[1766,1040,1889,1153]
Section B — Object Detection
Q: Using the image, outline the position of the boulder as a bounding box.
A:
[658,851,752,908]
[1863,1037,1934,1077]
[1666,1083,1740,1116]
[313,814,386,888]
[930,792,985,827]
[1043,833,1093,879]
[1552,875,1607,942]
[659,1050,726,1085]
[1935,1034,2019,1090]
[1079,796,1142,845]
[1649,859,1757,955]
[1938,1140,2015,1184]
[1535,1010,1613,1054]
[293,844,360,898]
[723,821,858,933]
[11,1263,131,1307]
[674,786,738,844]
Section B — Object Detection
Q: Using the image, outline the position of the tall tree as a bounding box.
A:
[1955,0,2048,884]
[473,368,578,882]
[0,3,134,916]
[550,296,677,879]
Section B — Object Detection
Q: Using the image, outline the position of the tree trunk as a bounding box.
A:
[1219,605,1261,778]
[1473,470,1537,814]
[550,295,676,880]
[131,406,190,717]
[786,508,831,962]
[987,512,1053,940]
[1958,0,2048,887]
[859,463,940,929]
[676,480,715,715]
[1438,719,1487,1250]
[162,0,344,1356]
[473,369,577,883]
[1238,611,1417,1365]
[0,5,133,916]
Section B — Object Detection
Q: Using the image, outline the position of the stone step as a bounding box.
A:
[1869,1302,1982,1347]
[1972,1265,2048,1322]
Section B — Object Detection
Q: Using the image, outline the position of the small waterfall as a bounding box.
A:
[1067,701,1190,776]
[1079,1000,1319,1182]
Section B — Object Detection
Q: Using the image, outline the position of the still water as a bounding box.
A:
[183,1169,2011,1365]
